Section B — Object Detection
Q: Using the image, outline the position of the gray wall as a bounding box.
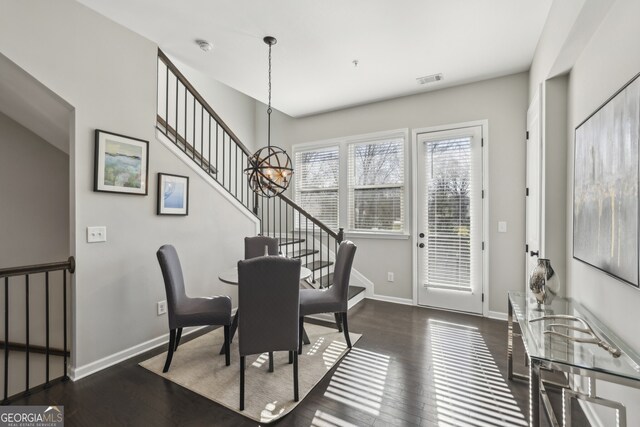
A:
[0,0,258,375]
[531,0,640,424]
[0,111,69,267]
[258,72,529,312]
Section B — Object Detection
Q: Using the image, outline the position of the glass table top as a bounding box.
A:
[509,291,640,383]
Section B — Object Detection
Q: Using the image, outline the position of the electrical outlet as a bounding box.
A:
[387,272,394,282]
[87,226,107,243]
[157,300,167,316]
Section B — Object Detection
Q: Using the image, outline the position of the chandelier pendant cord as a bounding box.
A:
[267,41,272,150]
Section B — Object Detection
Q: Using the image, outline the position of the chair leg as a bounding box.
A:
[293,351,299,402]
[342,312,352,349]
[268,352,274,373]
[239,356,245,411]
[334,313,343,332]
[163,329,176,373]
[289,350,293,364]
[223,325,230,366]
[298,317,304,355]
[174,328,183,351]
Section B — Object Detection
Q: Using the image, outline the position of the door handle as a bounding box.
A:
[530,250,539,257]
[418,243,425,248]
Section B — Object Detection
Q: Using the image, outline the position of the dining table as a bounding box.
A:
[217,265,313,354]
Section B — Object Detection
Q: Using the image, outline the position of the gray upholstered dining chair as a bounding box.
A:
[237,256,301,411]
[157,244,232,373]
[244,235,279,259]
[299,240,357,354]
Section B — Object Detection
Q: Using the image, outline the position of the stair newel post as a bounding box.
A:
[337,228,345,244]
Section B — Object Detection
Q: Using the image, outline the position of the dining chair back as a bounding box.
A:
[157,244,232,372]
[237,256,301,410]
[299,240,357,353]
[244,235,279,259]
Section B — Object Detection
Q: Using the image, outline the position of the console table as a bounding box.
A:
[508,291,640,426]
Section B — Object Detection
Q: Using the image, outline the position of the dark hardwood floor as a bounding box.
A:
[11,300,589,426]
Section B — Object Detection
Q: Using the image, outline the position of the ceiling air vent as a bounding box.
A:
[416,73,443,85]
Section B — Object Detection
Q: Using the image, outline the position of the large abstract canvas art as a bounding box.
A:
[574,74,640,288]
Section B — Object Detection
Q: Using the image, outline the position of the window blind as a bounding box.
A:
[294,147,339,229]
[424,137,472,290]
[348,139,405,232]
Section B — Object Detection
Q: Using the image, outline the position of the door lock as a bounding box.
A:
[418,243,425,248]
[530,250,539,257]
[419,232,425,238]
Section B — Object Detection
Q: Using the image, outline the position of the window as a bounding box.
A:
[294,146,339,229]
[348,139,405,232]
[293,130,408,236]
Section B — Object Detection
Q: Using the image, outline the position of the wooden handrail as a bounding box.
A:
[158,49,253,157]
[0,341,69,357]
[276,193,340,240]
[0,256,75,278]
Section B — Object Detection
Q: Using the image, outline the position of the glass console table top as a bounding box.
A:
[509,291,640,383]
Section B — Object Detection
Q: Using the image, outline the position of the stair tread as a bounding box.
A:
[304,260,334,271]
[348,285,366,299]
[317,273,334,288]
[289,249,320,258]
[278,237,306,246]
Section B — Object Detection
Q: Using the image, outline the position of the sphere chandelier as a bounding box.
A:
[245,36,293,198]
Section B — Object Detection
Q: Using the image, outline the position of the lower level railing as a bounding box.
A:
[0,257,74,404]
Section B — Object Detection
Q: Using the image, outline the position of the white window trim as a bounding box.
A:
[292,128,410,237]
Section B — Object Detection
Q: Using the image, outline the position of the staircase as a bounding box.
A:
[156,50,365,308]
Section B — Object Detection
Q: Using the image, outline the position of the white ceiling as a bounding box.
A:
[77,0,552,118]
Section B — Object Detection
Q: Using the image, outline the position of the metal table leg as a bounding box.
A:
[530,359,541,427]
[508,297,514,380]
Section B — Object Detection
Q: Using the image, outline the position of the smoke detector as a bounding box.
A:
[196,39,213,52]
[416,73,443,85]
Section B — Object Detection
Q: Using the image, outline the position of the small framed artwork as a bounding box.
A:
[157,173,189,216]
[94,129,149,195]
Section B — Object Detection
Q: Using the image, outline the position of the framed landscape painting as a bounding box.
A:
[94,130,149,195]
[157,173,189,215]
[573,73,640,288]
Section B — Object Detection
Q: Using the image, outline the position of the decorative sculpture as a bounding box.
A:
[530,315,621,357]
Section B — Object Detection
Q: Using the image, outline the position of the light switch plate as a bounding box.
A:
[498,221,507,233]
[87,226,107,243]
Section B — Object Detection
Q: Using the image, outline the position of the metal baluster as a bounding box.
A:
[285,202,288,256]
[298,211,301,262]
[45,272,50,388]
[306,218,310,282]
[3,277,9,403]
[312,224,316,286]
[192,96,196,160]
[200,105,204,167]
[266,197,270,236]
[63,269,68,381]
[227,135,232,192]
[235,145,238,199]
[215,123,219,182]
[318,228,322,285]
[165,63,169,131]
[183,85,187,152]
[279,199,282,248]
[208,116,212,176]
[25,274,30,394]
[222,133,226,188]
[326,232,330,286]
[273,197,276,239]
[175,72,179,144]
[260,197,264,235]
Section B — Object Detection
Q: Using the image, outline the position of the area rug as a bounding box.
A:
[139,323,361,424]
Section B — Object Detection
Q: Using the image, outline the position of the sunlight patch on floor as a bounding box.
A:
[429,319,528,427]
[324,347,390,416]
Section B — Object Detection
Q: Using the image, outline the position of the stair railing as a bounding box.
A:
[257,193,344,286]
[0,257,75,404]
[156,49,257,214]
[156,50,342,287]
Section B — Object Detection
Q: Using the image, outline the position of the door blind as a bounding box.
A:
[424,137,472,290]
[294,147,339,229]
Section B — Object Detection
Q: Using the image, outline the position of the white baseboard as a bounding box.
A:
[487,310,508,321]
[70,307,239,381]
[70,325,207,381]
[367,294,414,306]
